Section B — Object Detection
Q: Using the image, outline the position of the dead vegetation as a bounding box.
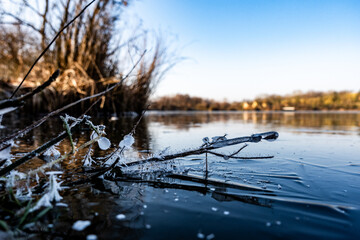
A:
[0,0,175,114]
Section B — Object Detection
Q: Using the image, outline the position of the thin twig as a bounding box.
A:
[206,150,273,160]
[0,70,60,110]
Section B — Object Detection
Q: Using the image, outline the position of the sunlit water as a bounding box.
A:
[1,111,360,239]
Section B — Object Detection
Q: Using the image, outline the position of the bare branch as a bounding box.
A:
[120,131,279,168]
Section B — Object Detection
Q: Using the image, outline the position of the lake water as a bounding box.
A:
[1,111,360,239]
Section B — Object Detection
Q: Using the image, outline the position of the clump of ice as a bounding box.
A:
[206,233,215,240]
[87,234,98,240]
[197,232,205,239]
[0,140,14,167]
[31,171,63,212]
[116,214,126,220]
[119,134,135,150]
[6,170,26,189]
[83,148,95,167]
[43,145,61,159]
[103,134,135,166]
[72,220,91,231]
[91,131,111,150]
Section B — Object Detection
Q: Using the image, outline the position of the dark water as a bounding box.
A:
[1,111,360,239]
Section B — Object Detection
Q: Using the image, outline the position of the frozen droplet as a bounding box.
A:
[145,224,151,229]
[72,220,91,231]
[211,207,218,212]
[48,224,54,228]
[266,222,271,227]
[87,234,97,240]
[276,221,281,225]
[223,211,230,215]
[206,233,215,240]
[174,197,179,202]
[197,232,205,239]
[119,134,135,149]
[143,205,147,209]
[98,137,111,150]
[277,184,282,189]
[210,188,215,191]
[116,214,126,220]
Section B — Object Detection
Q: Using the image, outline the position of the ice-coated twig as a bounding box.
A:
[119,131,279,168]
[26,132,103,177]
[63,109,147,187]
[60,116,75,153]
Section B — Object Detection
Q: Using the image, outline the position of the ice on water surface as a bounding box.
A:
[116,214,126,220]
[72,220,91,231]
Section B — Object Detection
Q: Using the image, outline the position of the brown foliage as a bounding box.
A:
[0,0,173,114]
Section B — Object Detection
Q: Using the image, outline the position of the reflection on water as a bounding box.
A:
[147,111,360,134]
[1,111,360,239]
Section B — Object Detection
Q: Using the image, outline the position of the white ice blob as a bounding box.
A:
[116,214,126,220]
[119,134,135,149]
[72,220,91,231]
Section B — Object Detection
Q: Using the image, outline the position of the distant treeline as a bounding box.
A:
[150,91,360,111]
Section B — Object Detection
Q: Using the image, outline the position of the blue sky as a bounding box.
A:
[127,0,360,101]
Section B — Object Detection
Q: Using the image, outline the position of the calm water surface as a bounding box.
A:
[2,111,360,239]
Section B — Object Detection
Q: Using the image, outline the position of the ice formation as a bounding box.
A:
[0,140,14,168]
[91,131,111,150]
[83,148,95,167]
[116,214,126,220]
[72,220,91,231]
[119,134,135,150]
[31,171,63,212]
[43,145,61,159]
